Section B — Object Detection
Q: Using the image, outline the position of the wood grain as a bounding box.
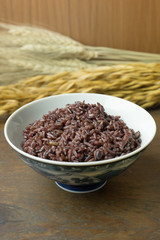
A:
[0,109,160,240]
[0,0,160,53]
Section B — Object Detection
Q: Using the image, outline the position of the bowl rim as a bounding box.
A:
[4,93,157,167]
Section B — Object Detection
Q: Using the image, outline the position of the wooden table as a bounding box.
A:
[0,109,160,240]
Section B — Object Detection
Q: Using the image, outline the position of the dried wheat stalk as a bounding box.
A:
[1,23,160,85]
[1,62,160,120]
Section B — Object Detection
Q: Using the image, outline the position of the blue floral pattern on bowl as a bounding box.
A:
[19,152,141,192]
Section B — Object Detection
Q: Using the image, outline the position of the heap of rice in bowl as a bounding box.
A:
[21,101,141,162]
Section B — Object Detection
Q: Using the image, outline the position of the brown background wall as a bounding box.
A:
[0,0,160,53]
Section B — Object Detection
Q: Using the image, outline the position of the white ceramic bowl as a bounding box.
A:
[4,93,156,193]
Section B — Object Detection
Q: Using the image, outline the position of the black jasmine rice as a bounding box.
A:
[21,101,141,162]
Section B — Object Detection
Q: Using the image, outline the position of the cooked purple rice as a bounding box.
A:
[21,101,141,162]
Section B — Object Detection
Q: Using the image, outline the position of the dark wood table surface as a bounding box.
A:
[0,109,160,240]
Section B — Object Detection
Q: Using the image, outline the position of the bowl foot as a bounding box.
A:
[55,180,107,193]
